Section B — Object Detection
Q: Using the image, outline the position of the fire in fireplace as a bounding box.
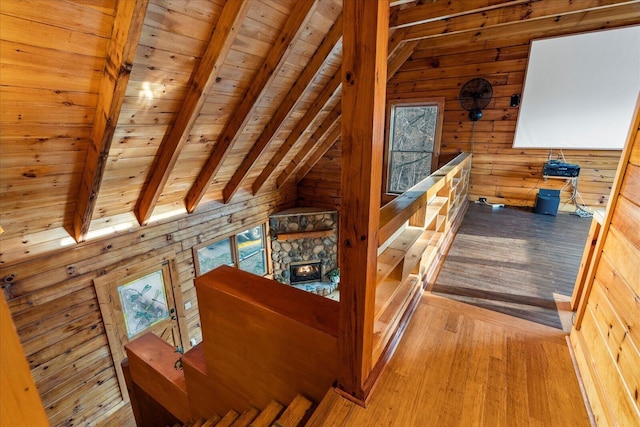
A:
[290,261,322,284]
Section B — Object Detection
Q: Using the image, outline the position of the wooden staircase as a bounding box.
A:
[177,394,314,427]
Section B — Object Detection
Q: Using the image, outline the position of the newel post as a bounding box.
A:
[338,0,389,402]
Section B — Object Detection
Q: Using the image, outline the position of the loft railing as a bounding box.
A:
[372,152,471,364]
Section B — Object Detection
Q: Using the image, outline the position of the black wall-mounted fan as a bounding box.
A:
[459,78,493,121]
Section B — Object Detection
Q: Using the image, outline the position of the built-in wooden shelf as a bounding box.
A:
[372,153,472,367]
[276,229,333,241]
[372,275,420,362]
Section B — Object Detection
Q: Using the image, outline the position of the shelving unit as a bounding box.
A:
[372,153,471,361]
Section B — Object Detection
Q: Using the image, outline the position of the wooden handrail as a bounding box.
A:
[379,153,471,245]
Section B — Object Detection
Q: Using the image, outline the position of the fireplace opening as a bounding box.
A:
[290,261,322,284]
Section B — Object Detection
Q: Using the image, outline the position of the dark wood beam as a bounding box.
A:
[223,13,343,202]
[186,0,318,212]
[72,0,149,242]
[403,0,640,43]
[134,0,250,225]
[275,102,342,189]
[338,0,389,401]
[253,68,342,194]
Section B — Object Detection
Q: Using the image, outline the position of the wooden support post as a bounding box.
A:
[338,0,389,403]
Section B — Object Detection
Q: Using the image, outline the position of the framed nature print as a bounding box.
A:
[117,269,170,338]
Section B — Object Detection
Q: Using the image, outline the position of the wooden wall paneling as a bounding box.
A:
[276,102,341,190]
[1,185,295,426]
[135,0,251,225]
[72,0,150,242]
[0,294,49,425]
[298,139,342,210]
[588,280,640,414]
[338,0,389,402]
[570,95,640,426]
[387,33,621,210]
[185,0,317,213]
[574,97,640,328]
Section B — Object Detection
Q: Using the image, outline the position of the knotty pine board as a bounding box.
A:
[1,188,295,426]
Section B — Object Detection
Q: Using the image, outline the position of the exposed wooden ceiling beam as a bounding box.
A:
[222,12,343,203]
[402,0,636,42]
[252,67,342,195]
[390,0,529,29]
[294,120,342,183]
[275,102,342,189]
[134,0,250,225]
[286,30,414,186]
[387,39,418,80]
[71,0,149,242]
[185,0,319,212]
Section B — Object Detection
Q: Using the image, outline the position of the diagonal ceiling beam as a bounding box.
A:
[387,39,418,80]
[402,0,639,42]
[72,0,149,242]
[294,119,342,184]
[266,27,415,191]
[185,0,319,212]
[275,102,342,189]
[222,13,343,203]
[280,31,416,188]
[390,0,530,29]
[252,66,342,195]
[134,0,250,225]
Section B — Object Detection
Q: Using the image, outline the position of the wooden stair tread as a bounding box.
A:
[200,414,221,426]
[273,394,313,427]
[230,407,259,427]
[249,400,283,427]
[215,410,239,427]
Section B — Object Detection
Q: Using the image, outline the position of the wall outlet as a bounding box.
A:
[479,197,487,203]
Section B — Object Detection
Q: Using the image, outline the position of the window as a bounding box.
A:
[195,225,268,276]
[385,99,443,194]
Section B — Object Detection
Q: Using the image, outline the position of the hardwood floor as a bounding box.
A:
[430,203,592,330]
[308,293,592,427]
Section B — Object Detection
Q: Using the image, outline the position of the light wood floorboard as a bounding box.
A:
[307,293,591,427]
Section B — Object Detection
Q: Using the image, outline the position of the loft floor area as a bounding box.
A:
[308,293,591,426]
[430,203,592,331]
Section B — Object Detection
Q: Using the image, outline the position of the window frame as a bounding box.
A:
[383,97,444,195]
[193,223,270,277]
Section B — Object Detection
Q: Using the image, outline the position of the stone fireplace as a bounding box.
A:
[269,207,338,286]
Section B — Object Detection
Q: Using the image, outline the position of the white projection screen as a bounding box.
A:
[513,26,640,150]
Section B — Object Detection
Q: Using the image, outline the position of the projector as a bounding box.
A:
[543,160,580,177]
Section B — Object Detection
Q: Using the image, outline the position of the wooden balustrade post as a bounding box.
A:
[338,0,389,403]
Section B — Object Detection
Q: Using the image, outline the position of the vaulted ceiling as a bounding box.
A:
[1,0,638,250]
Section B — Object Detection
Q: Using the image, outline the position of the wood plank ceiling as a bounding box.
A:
[1,0,638,255]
